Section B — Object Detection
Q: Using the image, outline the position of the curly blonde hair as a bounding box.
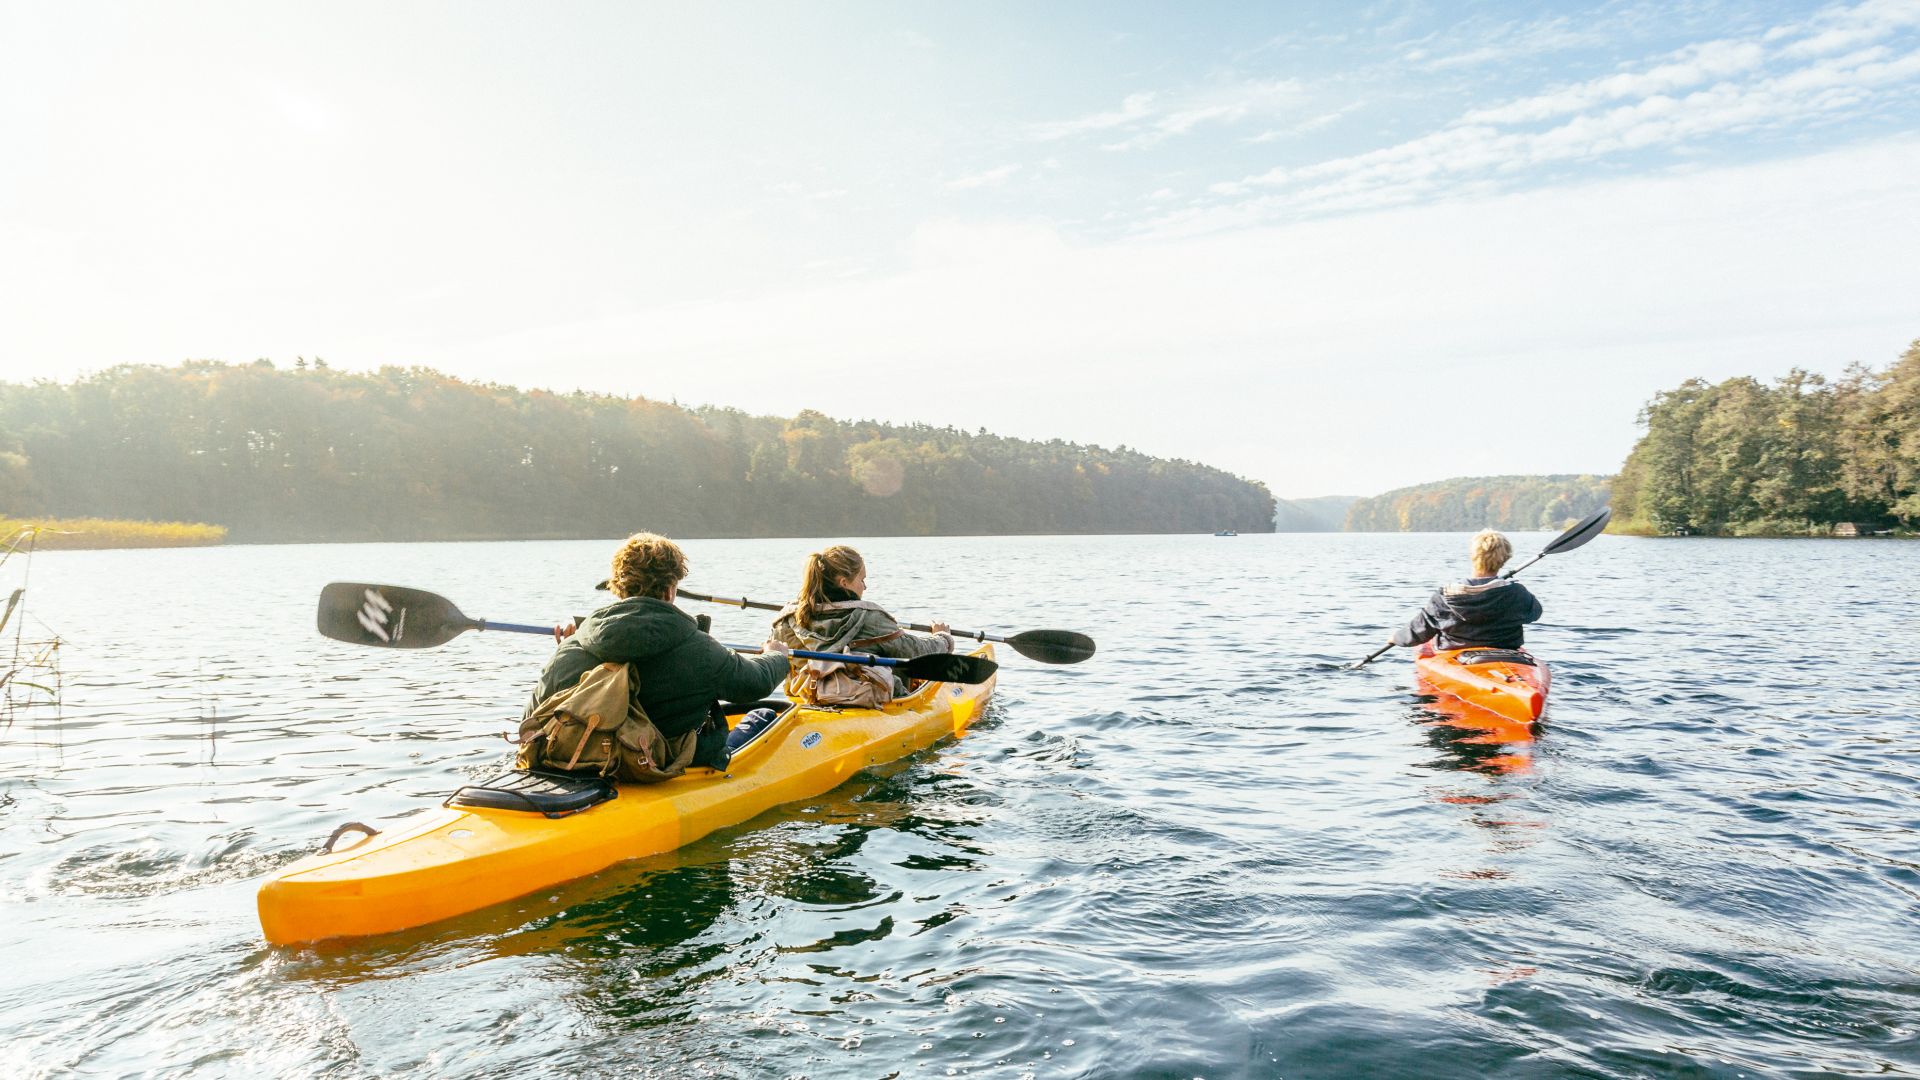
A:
[1470,530,1513,577]
[608,532,688,600]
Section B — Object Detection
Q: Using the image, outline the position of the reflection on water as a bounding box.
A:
[1413,690,1538,775]
[3,533,1919,1077]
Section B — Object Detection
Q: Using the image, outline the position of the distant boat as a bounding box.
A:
[1214,529,1237,536]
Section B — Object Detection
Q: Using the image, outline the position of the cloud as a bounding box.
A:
[426,138,1920,495]
[1777,0,1920,58]
[1406,11,1627,71]
[1031,79,1304,150]
[1188,1,1920,234]
[946,164,1022,190]
[1029,92,1157,140]
[1244,103,1364,143]
[1460,38,1768,125]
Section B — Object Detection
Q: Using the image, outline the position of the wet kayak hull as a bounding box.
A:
[257,646,994,945]
[1413,644,1548,723]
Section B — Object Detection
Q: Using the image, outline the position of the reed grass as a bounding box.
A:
[1,518,227,550]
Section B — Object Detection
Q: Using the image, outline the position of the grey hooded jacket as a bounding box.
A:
[770,599,954,692]
[1392,576,1543,651]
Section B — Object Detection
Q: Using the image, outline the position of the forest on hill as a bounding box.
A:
[1612,339,1920,535]
[1343,475,1612,532]
[0,362,1276,542]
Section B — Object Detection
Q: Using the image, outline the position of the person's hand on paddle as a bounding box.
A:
[554,619,578,643]
[929,621,950,635]
[763,638,791,655]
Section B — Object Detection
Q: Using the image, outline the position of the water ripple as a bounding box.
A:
[3,534,1919,1077]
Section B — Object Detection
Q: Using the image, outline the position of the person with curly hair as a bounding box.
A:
[527,532,790,754]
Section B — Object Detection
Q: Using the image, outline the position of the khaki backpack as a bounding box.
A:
[515,662,697,783]
[785,657,895,709]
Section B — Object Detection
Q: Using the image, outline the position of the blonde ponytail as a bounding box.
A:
[794,545,863,625]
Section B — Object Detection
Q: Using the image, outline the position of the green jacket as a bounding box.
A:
[525,596,789,738]
[770,599,953,693]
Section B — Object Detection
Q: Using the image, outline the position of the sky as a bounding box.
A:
[2,0,1918,498]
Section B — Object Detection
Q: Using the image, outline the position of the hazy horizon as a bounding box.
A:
[5,1,1918,496]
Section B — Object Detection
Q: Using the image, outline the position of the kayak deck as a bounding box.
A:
[1413,644,1549,724]
[258,645,994,945]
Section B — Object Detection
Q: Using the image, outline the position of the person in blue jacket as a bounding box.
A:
[1391,530,1543,651]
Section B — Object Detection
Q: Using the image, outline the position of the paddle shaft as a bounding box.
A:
[441,617,915,668]
[476,619,556,636]
[1500,553,1546,579]
[1354,642,1395,668]
[677,589,1004,642]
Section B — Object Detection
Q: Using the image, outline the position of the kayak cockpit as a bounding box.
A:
[1452,648,1536,667]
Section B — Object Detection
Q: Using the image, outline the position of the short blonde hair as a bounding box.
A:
[1470,530,1513,577]
[609,532,688,599]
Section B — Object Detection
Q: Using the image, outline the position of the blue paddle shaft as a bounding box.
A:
[477,620,556,636]
[723,644,900,667]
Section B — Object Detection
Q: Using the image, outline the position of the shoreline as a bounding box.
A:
[1606,526,1915,540]
[12,528,1916,551]
[2,518,228,551]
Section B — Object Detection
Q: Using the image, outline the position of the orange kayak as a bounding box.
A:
[1413,644,1548,723]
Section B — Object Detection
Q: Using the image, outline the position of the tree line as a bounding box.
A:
[0,361,1276,542]
[1612,340,1920,535]
[1342,475,1612,532]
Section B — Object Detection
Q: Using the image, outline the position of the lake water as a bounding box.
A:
[2,533,1918,1078]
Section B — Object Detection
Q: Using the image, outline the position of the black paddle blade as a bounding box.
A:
[317,582,479,649]
[898,652,999,685]
[1543,505,1613,555]
[1006,630,1096,665]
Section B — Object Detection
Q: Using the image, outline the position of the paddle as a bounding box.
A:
[630,586,1097,665]
[1348,505,1613,670]
[316,582,998,684]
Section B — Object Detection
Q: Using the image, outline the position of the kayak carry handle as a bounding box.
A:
[322,821,380,854]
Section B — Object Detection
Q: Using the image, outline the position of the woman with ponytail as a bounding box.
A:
[772,545,953,699]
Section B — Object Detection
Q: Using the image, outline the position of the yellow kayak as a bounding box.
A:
[257,645,994,945]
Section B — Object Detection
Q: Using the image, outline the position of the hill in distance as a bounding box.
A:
[1273,495,1359,532]
[1342,475,1612,532]
[0,361,1278,543]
